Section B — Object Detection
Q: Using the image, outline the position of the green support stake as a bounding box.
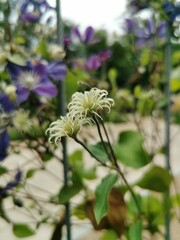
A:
[56,1,72,240]
[164,18,171,240]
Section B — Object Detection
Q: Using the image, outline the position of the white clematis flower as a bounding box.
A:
[68,88,114,119]
[46,113,92,145]
[12,109,32,133]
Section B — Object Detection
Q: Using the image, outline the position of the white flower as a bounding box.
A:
[48,44,66,60]
[4,85,17,101]
[18,71,40,89]
[46,113,92,145]
[68,88,114,119]
[12,109,32,133]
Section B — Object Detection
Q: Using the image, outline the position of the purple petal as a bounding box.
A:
[0,131,10,161]
[125,18,137,33]
[85,55,101,71]
[0,92,14,112]
[6,61,30,80]
[47,62,66,81]
[64,36,71,48]
[16,87,30,104]
[98,50,112,63]
[136,38,153,48]
[157,21,167,38]
[21,13,40,23]
[71,27,82,42]
[146,20,154,35]
[33,82,57,97]
[135,28,147,38]
[33,62,48,77]
[135,38,148,47]
[84,26,95,44]
[20,0,41,23]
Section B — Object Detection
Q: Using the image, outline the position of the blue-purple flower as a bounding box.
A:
[163,1,180,22]
[71,26,100,45]
[85,50,111,71]
[85,55,101,71]
[0,169,22,196]
[20,0,53,23]
[6,60,66,104]
[0,131,10,161]
[125,18,167,48]
[0,92,14,161]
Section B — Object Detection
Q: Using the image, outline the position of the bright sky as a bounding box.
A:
[48,0,127,34]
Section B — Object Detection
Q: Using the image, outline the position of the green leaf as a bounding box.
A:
[170,79,180,92]
[13,224,35,238]
[88,142,109,163]
[170,67,180,92]
[26,169,37,179]
[94,174,118,224]
[69,150,83,163]
[64,70,79,101]
[141,195,164,226]
[114,131,150,168]
[72,202,87,220]
[82,166,96,180]
[137,166,172,192]
[58,172,83,204]
[0,166,8,176]
[128,219,142,240]
[69,150,96,179]
[99,230,118,240]
[7,54,25,65]
[58,184,82,204]
[108,68,118,83]
[36,40,49,59]
[171,194,180,208]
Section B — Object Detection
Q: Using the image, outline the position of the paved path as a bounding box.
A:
[0,118,180,239]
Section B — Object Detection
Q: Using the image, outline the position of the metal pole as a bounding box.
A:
[164,20,171,240]
[56,1,71,239]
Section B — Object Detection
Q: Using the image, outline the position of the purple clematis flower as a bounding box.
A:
[0,92,14,161]
[20,0,53,23]
[125,18,167,48]
[85,55,101,71]
[71,26,100,45]
[0,131,10,161]
[47,62,67,81]
[163,1,180,22]
[0,169,22,196]
[135,20,167,47]
[6,60,66,104]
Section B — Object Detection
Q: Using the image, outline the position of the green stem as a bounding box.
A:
[56,0,71,240]
[100,119,119,168]
[74,134,141,215]
[74,136,107,167]
[93,115,113,162]
[99,119,141,214]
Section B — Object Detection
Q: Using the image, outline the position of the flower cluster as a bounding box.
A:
[46,88,114,144]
